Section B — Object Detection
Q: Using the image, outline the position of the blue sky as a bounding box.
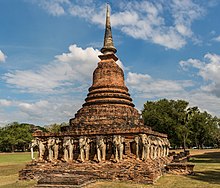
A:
[0,0,220,126]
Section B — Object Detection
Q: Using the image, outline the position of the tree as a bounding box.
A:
[142,99,219,149]
[177,107,200,150]
[44,122,68,133]
[142,99,189,148]
[0,122,33,152]
[188,112,219,148]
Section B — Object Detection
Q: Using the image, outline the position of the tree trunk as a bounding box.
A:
[183,135,186,151]
[11,145,15,152]
[23,145,26,152]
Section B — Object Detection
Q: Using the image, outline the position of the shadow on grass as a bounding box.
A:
[190,152,220,163]
[188,151,220,184]
[190,170,220,184]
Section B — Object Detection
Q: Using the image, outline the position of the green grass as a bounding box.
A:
[0,150,220,188]
[87,149,220,188]
[0,153,36,188]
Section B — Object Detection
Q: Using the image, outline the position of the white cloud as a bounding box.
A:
[126,72,151,85]
[29,0,208,50]
[0,50,6,62]
[118,0,205,49]
[111,11,139,27]
[109,1,188,49]
[186,92,220,116]
[0,99,12,106]
[179,58,203,70]
[0,97,83,126]
[16,98,76,122]
[125,71,220,117]
[3,44,124,94]
[179,53,220,97]
[175,24,192,37]
[126,72,193,99]
[213,35,220,42]
[3,45,101,93]
[171,0,205,37]
[34,0,70,16]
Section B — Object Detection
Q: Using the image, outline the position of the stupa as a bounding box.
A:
[20,5,171,187]
[68,5,142,131]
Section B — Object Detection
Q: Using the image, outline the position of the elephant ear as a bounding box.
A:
[87,138,90,143]
[112,135,116,142]
[36,138,40,144]
[134,136,139,143]
[71,139,74,144]
[121,136,125,143]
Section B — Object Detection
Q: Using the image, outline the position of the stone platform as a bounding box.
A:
[20,155,171,187]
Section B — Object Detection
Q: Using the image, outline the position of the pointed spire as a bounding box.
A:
[101,4,117,55]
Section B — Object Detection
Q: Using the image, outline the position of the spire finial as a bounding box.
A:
[101,4,117,55]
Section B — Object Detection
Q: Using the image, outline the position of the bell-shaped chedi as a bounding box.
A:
[69,5,144,130]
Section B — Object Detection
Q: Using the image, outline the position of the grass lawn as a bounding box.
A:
[0,149,220,188]
[0,152,36,188]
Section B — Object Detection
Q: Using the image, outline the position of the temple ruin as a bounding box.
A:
[20,5,172,187]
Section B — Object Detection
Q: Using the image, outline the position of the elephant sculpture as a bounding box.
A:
[157,137,163,158]
[48,137,55,161]
[63,137,74,162]
[164,138,170,156]
[30,138,38,160]
[96,136,106,162]
[53,138,60,160]
[150,136,158,159]
[112,135,124,162]
[30,138,46,161]
[140,134,150,161]
[48,137,60,161]
[79,136,90,162]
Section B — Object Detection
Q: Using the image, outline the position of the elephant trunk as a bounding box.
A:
[31,146,35,160]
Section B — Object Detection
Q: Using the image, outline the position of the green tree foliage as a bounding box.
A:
[142,99,220,149]
[44,122,68,133]
[0,122,33,152]
[188,112,219,148]
[0,122,46,152]
[0,121,67,152]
